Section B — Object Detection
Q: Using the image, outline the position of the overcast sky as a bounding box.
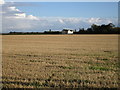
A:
[1,0,119,33]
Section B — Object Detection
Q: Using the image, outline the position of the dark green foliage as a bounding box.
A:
[89,66,109,71]
[75,23,119,34]
[30,81,41,88]
[90,23,119,34]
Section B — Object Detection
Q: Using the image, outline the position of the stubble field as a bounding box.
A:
[2,35,119,88]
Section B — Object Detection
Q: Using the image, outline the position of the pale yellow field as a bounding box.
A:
[2,35,119,88]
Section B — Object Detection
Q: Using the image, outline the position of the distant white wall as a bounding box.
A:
[62,30,73,34]
[68,30,73,34]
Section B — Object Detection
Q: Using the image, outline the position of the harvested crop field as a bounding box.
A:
[2,35,119,88]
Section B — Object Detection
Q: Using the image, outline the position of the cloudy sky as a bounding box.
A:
[0,0,118,33]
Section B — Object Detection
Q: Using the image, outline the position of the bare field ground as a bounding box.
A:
[2,35,119,88]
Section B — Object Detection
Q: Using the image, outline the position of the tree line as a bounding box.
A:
[74,23,119,34]
[3,23,120,35]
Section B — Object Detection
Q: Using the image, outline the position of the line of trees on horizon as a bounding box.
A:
[2,23,120,35]
[74,23,119,34]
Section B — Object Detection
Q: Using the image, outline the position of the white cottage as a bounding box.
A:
[62,29,74,34]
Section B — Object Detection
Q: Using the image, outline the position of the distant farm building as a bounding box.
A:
[62,29,74,34]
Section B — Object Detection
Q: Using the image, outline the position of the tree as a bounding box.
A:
[74,29,77,32]
[91,24,100,33]
[87,28,93,33]
[108,23,115,28]
[49,29,51,32]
